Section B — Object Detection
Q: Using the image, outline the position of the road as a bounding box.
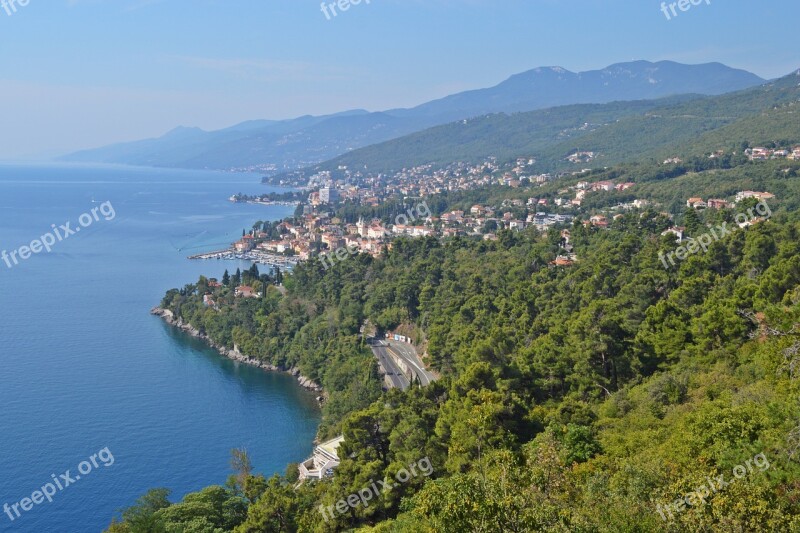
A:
[385,339,438,386]
[369,340,410,390]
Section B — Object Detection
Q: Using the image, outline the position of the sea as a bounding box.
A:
[0,163,321,533]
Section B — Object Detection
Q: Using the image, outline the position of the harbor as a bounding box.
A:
[188,248,299,269]
[229,194,302,207]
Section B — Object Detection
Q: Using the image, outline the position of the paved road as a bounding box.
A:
[369,340,410,390]
[386,340,438,386]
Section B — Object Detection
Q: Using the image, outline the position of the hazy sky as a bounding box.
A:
[0,0,796,159]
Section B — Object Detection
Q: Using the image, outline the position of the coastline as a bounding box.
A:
[150,307,323,396]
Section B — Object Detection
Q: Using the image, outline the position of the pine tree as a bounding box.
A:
[683,207,702,235]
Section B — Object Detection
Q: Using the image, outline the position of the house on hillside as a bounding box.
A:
[567,151,595,164]
[298,436,345,482]
[735,191,775,203]
[706,199,726,209]
[551,253,578,267]
[235,286,258,298]
[747,147,771,161]
[661,226,686,243]
[470,205,487,216]
[589,215,608,228]
[411,226,434,237]
[591,181,615,192]
[440,211,464,224]
[367,224,388,240]
[686,198,707,209]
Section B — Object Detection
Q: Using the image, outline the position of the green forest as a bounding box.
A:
[101,67,800,533]
[107,179,800,530]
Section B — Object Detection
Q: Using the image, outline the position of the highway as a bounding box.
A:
[385,339,438,386]
[368,340,410,390]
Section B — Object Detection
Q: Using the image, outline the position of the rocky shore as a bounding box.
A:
[150,307,323,395]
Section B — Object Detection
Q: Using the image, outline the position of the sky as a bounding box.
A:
[0,0,796,159]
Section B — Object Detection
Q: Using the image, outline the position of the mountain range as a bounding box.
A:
[287,68,799,181]
[60,61,764,172]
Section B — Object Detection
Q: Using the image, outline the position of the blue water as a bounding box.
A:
[0,163,321,533]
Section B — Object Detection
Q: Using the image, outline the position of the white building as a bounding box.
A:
[319,188,340,204]
[298,435,345,482]
[735,191,775,203]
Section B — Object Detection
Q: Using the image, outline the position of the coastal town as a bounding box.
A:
[181,145,784,491]
[193,148,781,275]
[11,1,800,529]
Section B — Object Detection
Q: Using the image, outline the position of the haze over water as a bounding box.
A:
[0,163,320,533]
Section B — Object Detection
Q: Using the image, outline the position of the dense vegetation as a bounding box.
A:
[312,98,694,174]
[108,186,800,530]
[104,69,800,531]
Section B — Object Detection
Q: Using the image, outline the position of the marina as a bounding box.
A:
[189,248,299,269]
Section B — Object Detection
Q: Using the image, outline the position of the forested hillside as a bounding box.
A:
[108,184,800,530]
[301,69,800,176]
